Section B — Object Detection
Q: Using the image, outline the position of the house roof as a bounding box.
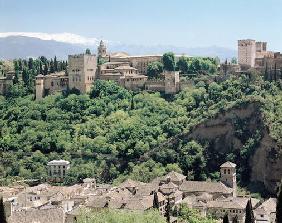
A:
[179,180,233,194]
[207,197,260,210]
[124,196,153,211]
[8,207,65,223]
[220,161,236,168]
[163,171,186,182]
[119,179,144,189]
[160,182,178,190]
[115,65,138,70]
[85,196,108,208]
[110,52,130,57]
[47,160,70,165]
[255,198,277,213]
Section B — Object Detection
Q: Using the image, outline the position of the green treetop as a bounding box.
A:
[162,52,175,71]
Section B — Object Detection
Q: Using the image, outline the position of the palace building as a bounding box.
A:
[35,41,181,100]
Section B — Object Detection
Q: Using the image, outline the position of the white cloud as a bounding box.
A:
[0,32,99,46]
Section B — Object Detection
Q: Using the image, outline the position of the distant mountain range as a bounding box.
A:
[0,35,236,61]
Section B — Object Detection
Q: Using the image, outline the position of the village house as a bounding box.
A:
[2,161,277,223]
[47,160,70,183]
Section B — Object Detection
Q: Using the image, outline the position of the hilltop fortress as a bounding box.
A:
[238,39,282,78]
[35,41,181,100]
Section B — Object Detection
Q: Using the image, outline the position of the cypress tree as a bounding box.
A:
[274,63,277,82]
[166,197,171,223]
[0,197,7,223]
[223,213,229,223]
[54,56,58,72]
[153,191,159,209]
[264,62,268,81]
[43,62,48,75]
[22,68,29,87]
[50,59,55,73]
[39,61,43,74]
[245,199,255,223]
[277,181,282,223]
[85,48,91,55]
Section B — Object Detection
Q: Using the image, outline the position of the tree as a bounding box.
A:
[0,197,7,223]
[50,59,55,73]
[43,62,48,75]
[39,61,43,74]
[85,48,91,55]
[28,58,33,70]
[147,61,163,79]
[54,56,58,72]
[22,68,30,87]
[179,140,206,180]
[245,199,255,223]
[223,213,229,223]
[165,197,171,223]
[277,181,282,223]
[153,191,159,209]
[178,204,216,223]
[162,52,175,71]
[177,56,189,74]
[231,57,237,64]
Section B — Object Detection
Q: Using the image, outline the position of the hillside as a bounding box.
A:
[151,100,281,194]
[0,76,281,195]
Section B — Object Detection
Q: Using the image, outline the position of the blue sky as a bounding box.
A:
[0,0,282,50]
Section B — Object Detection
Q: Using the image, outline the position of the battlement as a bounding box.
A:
[256,42,267,52]
[238,39,255,46]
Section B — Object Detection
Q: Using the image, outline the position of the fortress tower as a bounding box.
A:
[220,161,237,197]
[97,40,107,58]
[164,71,180,94]
[35,74,45,100]
[68,53,97,93]
[238,39,256,68]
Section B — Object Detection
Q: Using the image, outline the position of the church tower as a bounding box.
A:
[97,40,107,58]
[220,161,237,197]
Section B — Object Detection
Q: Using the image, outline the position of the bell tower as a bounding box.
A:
[98,40,107,58]
[220,161,237,197]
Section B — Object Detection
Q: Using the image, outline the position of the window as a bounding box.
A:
[228,169,231,174]
[224,169,226,174]
[51,82,54,87]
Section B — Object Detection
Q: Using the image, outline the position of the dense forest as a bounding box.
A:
[0,65,281,194]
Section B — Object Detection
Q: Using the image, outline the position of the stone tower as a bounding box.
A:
[220,161,237,197]
[68,53,97,93]
[35,74,45,100]
[97,40,107,58]
[238,39,256,68]
[164,71,180,94]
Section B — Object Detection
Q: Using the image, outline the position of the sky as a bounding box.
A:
[0,0,282,50]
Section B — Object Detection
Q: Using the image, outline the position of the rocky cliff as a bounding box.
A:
[161,102,282,194]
